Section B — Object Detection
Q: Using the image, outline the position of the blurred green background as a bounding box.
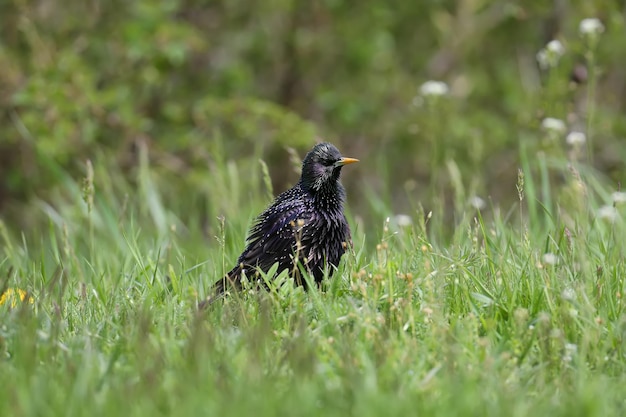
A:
[1,0,624,233]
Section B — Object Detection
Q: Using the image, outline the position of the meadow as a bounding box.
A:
[1,133,625,416]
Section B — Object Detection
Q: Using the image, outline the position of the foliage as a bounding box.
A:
[1,1,626,415]
[1,0,625,222]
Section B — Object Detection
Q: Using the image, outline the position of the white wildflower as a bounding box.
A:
[566,131,586,146]
[536,40,565,69]
[612,191,626,204]
[469,196,486,210]
[561,287,576,301]
[563,343,578,362]
[579,18,605,36]
[419,81,449,97]
[541,117,566,134]
[394,214,413,227]
[546,40,565,55]
[598,205,618,221]
[550,328,563,338]
[542,252,558,266]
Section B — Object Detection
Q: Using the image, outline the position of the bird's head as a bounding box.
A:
[300,142,358,193]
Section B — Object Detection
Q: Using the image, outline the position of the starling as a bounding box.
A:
[201,142,358,306]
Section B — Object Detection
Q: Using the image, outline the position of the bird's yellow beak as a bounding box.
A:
[336,157,359,166]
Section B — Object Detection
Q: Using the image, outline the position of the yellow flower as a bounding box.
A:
[0,288,33,308]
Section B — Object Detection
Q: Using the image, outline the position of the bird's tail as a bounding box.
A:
[197,266,242,310]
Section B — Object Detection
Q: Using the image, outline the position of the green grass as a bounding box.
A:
[1,152,625,417]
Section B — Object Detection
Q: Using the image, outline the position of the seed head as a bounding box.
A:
[542,252,558,266]
[393,214,413,227]
[419,80,449,97]
[579,18,605,36]
[537,40,565,69]
[541,117,566,135]
[566,131,586,147]
[612,191,626,205]
[598,205,618,222]
[469,196,486,210]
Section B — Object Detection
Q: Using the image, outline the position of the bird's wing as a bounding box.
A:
[236,197,313,273]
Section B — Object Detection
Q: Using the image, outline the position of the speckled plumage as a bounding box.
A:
[202,143,358,306]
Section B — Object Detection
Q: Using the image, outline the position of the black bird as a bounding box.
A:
[201,142,358,306]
